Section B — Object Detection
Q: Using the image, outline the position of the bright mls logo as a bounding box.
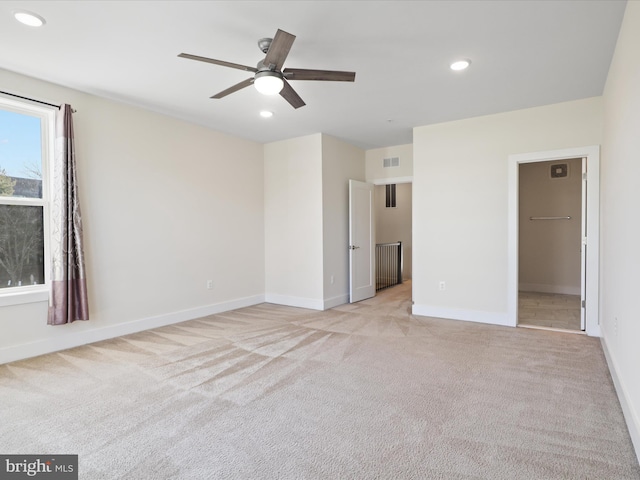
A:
[0,455,77,479]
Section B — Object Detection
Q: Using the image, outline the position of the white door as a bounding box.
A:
[580,157,587,331]
[349,180,375,303]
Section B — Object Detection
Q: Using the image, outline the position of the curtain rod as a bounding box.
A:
[0,90,61,110]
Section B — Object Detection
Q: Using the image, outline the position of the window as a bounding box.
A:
[0,97,54,305]
[385,184,397,208]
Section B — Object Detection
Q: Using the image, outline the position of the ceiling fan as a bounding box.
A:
[178,29,356,109]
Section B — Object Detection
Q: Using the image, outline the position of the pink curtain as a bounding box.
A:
[47,104,89,325]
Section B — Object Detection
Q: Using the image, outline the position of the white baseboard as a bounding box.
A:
[323,294,349,310]
[0,294,265,365]
[600,337,640,463]
[264,293,324,311]
[519,283,581,295]
[412,304,512,327]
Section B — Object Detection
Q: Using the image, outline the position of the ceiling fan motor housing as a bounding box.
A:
[256,60,278,73]
[258,38,272,54]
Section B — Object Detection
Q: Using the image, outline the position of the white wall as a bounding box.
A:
[264,133,365,310]
[264,134,324,309]
[601,0,640,460]
[365,143,413,183]
[367,143,413,283]
[412,97,603,324]
[321,135,365,308]
[375,183,412,279]
[0,68,265,364]
[519,158,582,295]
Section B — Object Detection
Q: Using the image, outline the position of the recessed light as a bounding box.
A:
[450,59,471,71]
[260,110,274,118]
[14,10,46,27]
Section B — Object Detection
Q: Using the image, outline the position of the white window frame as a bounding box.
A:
[0,96,55,307]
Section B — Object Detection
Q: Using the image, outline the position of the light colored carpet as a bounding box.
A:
[1,281,638,479]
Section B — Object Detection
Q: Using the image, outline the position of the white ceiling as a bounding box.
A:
[0,1,627,149]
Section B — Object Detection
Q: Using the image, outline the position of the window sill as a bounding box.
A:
[0,288,49,307]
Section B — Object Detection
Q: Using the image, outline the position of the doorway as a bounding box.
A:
[507,146,600,336]
[518,158,583,331]
[374,182,413,290]
[348,181,413,303]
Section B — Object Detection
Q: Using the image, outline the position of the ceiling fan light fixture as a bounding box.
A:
[179,28,354,108]
[13,10,46,27]
[450,59,471,71]
[254,71,284,95]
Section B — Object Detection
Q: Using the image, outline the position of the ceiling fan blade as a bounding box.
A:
[280,79,306,109]
[283,68,356,82]
[263,29,296,70]
[211,77,254,99]
[178,53,258,73]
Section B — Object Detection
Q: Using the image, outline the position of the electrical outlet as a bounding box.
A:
[330,275,334,285]
[614,317,618,337]
[206,280,213,290]
[439,281,446,291]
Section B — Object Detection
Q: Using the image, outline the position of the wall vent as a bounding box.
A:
[550,163,569,179]
[383,157,400,168]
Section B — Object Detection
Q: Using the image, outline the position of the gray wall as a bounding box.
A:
[519,157,582,294]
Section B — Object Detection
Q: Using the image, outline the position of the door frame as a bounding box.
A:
[372,178,413,284]
[507,145,600,336]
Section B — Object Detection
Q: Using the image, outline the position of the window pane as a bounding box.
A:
[0,205,44,288]
[0,109,43,199]
[385,184,397,208]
